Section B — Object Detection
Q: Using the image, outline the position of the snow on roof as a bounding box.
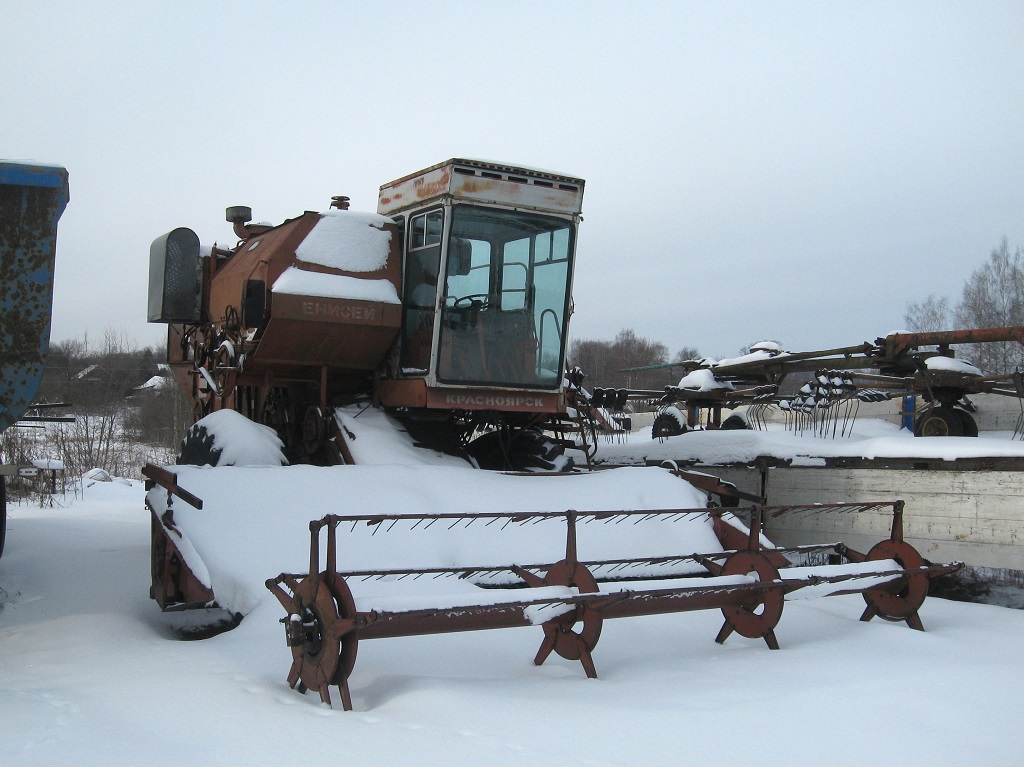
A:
[134,375,176,392]
[295,210,393,272]
[272,266,400,304]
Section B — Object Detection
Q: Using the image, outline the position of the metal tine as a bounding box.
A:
[386,519,399,532]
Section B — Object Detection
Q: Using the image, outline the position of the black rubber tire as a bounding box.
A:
[720,414,750,430]
[914,406,964,437]
[177,423,223,466]
[956,409,979,437]
[652,411,687,439]
[467,429,574,472]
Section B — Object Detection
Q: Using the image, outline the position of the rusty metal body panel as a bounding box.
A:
[378,158,585,217]
[0,161,69,432]
[208,211,404,375]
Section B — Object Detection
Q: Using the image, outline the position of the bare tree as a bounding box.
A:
[569,329,672,390]
[904,295,951,333]
[954,239,1024,374]
[673,346,702,363]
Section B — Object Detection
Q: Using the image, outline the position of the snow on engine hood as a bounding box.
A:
[271,266,400,303]
[295,210,394,272]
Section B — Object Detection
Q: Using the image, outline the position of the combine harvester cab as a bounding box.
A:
[149,159,586,469]
[0,161,69,558]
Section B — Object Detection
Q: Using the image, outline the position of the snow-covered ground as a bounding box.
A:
[3,475,1024,766]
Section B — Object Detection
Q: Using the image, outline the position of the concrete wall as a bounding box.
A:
[710,465,1024,572]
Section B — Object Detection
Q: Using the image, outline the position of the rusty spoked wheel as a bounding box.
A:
[535,559,603,678]
[717,550,784,649]
[212,343,236,400]
[269,572,359,709]
[861,539,928,630]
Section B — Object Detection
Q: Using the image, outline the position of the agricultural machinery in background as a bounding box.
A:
[610,328,1024,439]
[0,160,69,558]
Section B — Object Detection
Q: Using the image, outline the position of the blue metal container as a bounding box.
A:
[0,161,69,432]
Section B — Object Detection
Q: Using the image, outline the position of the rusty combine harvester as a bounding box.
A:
[0,161,69,559]
[144,160,964,710]
[149,159,590,471]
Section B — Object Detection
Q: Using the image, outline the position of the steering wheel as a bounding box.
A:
[451,294,490,311]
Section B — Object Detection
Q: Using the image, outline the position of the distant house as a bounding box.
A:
[73,364,111,385]
[130,369,177,399]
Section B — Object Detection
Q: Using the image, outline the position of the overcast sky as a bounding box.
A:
[5,1,1022,362]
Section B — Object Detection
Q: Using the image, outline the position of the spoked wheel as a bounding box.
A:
[532,559,603,678]
[715,550,784,650]
[266,572,359,709]
[860,539,929,631]
[188,324,214,369]
[301,405,326,457]
[212,343,236,402]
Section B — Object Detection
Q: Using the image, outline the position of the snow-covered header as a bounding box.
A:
[295,210,393,272]
[272,266,400,304]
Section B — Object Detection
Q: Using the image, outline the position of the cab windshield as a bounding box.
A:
[436,205,574,388]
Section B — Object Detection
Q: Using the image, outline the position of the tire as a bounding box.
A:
[652,410,687,439]
[177,423,223,466]
[467,428,574,472]
[720,414,750,430]
[914,406,964,437]
[956,409,979,438]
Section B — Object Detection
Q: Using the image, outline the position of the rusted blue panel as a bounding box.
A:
[0,161,69,432]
